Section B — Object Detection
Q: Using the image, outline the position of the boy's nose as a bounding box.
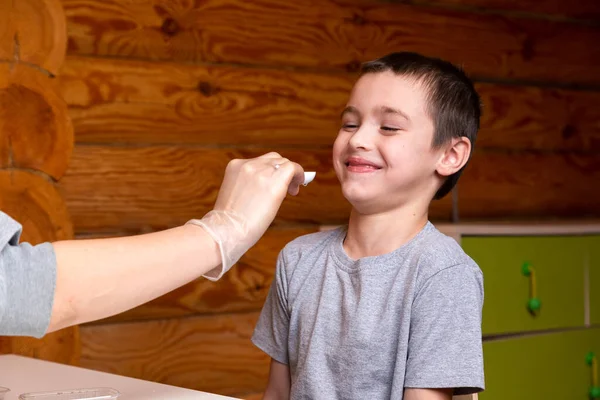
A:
[348,126,375,151]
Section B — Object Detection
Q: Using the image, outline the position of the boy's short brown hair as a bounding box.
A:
[360,52,482,199]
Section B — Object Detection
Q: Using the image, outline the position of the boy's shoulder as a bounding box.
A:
[275,227,344,281]
[414,223,482,279]
[281,227,344,259]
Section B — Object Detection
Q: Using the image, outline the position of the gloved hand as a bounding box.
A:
[187,152,305,281]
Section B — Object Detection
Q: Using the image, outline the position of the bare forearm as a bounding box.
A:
[45,153,306,333]
[48,224,219,332]
[263,359,291,400]
[403,388,453,400]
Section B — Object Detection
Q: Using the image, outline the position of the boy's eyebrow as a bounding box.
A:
[340,106,411,122]
[340,106,359,118]
[380,106,410,122]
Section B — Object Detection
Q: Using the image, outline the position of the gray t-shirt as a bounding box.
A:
[0,211,56,338]
[252,222,484,399]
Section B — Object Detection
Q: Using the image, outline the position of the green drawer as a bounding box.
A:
[588,236,600,326]
[481,328,600,400]
[462,236,586,335]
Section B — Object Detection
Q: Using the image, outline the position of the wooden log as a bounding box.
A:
[0,0,18,63]
[0,170,78,365]
[477,85,600,153]
[98,227,318,323]
[458,151,600,220]
[404,0,600,22]
[58,145,600,234]
[80,312,269,397]
[57,145,453,233]
[61,0,600,86]
[16,0,67,74]
[56,56,343,146]
[0,327,80,366]
[56,56,600,152]
[0,63,74,179]
[0,170,73,243]
[0,0,67,74]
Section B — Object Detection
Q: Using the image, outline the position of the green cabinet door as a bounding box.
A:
[462,236,586,335]
[481,328,600,400]
[588,236,600,326]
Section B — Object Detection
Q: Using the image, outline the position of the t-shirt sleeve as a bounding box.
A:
[404,263,485,394]
[0,212,57,338]
[251,250,290,365]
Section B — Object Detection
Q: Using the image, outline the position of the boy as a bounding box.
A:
[252,52,484,400]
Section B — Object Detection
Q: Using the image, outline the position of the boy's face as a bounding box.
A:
[333,71,443,214]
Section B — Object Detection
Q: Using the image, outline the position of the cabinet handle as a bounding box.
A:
[587,352,600,399]
[522,262,541,315]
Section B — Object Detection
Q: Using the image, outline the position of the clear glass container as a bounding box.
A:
[18,388,120,400]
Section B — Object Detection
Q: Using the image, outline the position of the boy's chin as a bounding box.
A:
[342,190,380,215]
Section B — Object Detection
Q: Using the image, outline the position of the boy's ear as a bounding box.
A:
[436,137,472,178]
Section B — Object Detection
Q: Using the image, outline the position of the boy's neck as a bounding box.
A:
[343,203,429,260]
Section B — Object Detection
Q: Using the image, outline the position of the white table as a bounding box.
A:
[0,355,238,400]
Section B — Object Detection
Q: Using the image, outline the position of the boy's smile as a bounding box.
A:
[345,156,383,173]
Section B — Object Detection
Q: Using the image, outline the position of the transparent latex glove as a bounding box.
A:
[187,152,307,281]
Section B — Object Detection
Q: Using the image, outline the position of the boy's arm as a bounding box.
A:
[252,249,292,399]
[263,359,291,400]
[404,388,452,400]
[404,263,484,395]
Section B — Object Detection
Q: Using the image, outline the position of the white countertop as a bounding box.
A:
[0,355,238,400]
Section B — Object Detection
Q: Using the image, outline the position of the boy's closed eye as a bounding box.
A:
[381,117,406,133]
[341,122,403,132]
[342,122,359,130]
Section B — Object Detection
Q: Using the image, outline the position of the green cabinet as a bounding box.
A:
[480,328,600,400]
[588,236,600,326]
[462,236,586,335]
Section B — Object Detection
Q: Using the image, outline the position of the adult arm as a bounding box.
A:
[47,153,304,332]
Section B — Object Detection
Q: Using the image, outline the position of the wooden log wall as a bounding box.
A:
[0,0,78,365]
[18,0,600,398]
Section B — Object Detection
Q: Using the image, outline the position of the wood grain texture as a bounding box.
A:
[0,170,73,243]
[56,56,344,146]
[0,0,67,73]
[458,151,600,220]
[59,145,600,234]
[405,0,600,22]
[98,227,317,323]
[0,326,80,366]
[0,0,17,63]
[0,64,74,179]
[16,0,67,74]
[57,56,600,152]
[476,85,600,153]
[80,312,270,397]
[59,146,453,233]
[61,0,600,86]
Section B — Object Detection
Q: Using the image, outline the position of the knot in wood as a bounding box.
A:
[197,81,218,97]
[350,13,366,25]
[161,18,181,36]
